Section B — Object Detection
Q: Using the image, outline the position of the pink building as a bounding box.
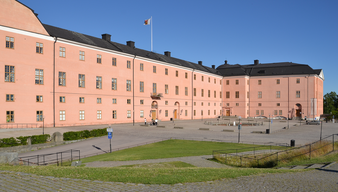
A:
[0,0,323,128]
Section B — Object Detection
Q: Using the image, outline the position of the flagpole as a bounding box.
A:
[151,16,153,52]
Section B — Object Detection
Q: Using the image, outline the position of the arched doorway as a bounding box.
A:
[174,101,180,119]
[295,103,302,118]
[151,101,158,120]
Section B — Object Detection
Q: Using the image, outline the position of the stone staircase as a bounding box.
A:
[278,162,336,170]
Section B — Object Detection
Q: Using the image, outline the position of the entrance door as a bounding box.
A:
[152,110,156,120]
[226,110,230,116]
[296,109,301,117]
[174,110,177,119]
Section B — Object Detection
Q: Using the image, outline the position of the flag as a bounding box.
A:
[144,18,151,25]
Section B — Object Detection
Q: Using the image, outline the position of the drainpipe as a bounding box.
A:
[191,69,195,120]
[132,54,136,126]
[53,37,57,127]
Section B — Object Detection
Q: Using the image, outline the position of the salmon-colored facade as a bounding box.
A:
[0,0,323,128]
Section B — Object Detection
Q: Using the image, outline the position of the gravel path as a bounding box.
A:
[1,164,337,191]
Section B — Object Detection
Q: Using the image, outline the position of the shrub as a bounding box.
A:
[16,136,30,145]
[63,128,108,141]
[30,134,50,144]
[0,137,20,147]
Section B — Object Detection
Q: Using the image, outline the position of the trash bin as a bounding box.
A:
[170,118,173,121]
[290,139,295,147]
[266,129,270,134]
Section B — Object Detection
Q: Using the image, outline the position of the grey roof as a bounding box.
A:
[42,24,221,76]
[216,62,321,77]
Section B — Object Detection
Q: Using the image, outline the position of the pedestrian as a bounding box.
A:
[144,118,147,125]
[155,118,158,126]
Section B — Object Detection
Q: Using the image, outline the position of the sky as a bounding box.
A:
[20,0,338,94]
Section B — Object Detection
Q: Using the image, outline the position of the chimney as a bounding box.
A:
[164,51,171,57]
[198,61,202,65]
[224,60,228,64]
[126,41,135,48]
[102,34,111,41]
[211,65,215,69]
[254,59,259,65]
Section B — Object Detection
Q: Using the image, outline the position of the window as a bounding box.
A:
[214,79,216,84]
[36,42,43,54]
[256,110,259,115]
[194,102,196,106]
[296,78,300,84]
[78,97,84,103]
[220,91,222,98]
[126,80,131,91]
[258,91,262,98]
[140,100,144,105]
[235,91,239,98]
[6,111,14,122]
[35,69,44,85]
[127,99,131,104]
[165,110,168,117]
[296,91,300,98]
[201,89,204,97]
[58,72,66,86]
[176,70,178,77]
[59,96,65,103]
[274,110,277,115]
[5,65,15,82]
[165,84,169,94]
[277,103,280,106]
[279,110,283,115]
[208,77,210,82]
[208,102,210,106]
[97,98,102,104]
[97,110,102,120]
[127,60,131,69]
[194,88,196,96]
[112,57,117,66]
[201,102,204,106]
[6,94,14,102]
[226,92,230,98]
[112,78,117,90]
[140,110,144,118]
[258,80,262,85]
[236,80,239,85]
[165,101,168,105]
[153,66,156,73]
[194,110,196,116]
[59,47,65,57]
[112,98,117,104]
[201,110,203,116]
[140,63,143,71]
[140,81,144,92]
[112,110,117,119]
[185,101,188,106]
[236,103,239,106]
[153,83,157,94]
[96,76,102,89]
[201,76,204,81]
[276,91,280,98]
[226,80,229,85]
[165,68,168,75]
[78,74,85,88]
[207,90,210,97]
[185,87,188,96]
[127,110,131,118]
[261,110,264,115]
[6,36,14,49]
[220,80,222,85]
[276,79,280,84]
[36,111,43,121]
[79,110,85,120]
[97,54,102,64]
[208,110,210,115]
[214,110,216,115]
[185,72,188,79]
[60,110,65,121]
[175,86,179,95]
[185,110,188,116]
[194,74,196,80]
[79,51,85,60]
[247,92,249,99]
[258,103,262,106]
[247,80,249,85]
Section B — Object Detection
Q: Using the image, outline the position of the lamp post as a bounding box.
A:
[238,116,242,143]
[42,116,45,135]
[299,112,302,126]
[269,114,271,133]
[320,121,323,141]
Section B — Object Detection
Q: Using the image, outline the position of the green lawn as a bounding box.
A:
[81,139,284,163]
[277,151,338,167]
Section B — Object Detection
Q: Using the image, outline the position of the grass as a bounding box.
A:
[277,151,338,167]
[81,139,284,163]
[0,165,303,184]
[119,161,195,168]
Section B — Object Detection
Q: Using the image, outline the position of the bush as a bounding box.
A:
[0,137,20,147]
[17,136,30,145]
[31,134,50,144]
[63,128,108,141]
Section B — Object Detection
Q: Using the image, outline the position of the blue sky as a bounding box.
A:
[20,0,338,94]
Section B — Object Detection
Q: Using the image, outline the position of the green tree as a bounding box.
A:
[323,91,338,114]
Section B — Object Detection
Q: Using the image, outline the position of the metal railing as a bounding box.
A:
[0,123,41,129]
[18,149,80,166]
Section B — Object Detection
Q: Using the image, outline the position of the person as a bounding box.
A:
[144,118,147,125]
[155,118,158,126]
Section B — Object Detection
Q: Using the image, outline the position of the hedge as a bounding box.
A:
[63,128,108,141]
[0,134,50,148]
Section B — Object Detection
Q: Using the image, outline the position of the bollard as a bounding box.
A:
[290,139,295,147]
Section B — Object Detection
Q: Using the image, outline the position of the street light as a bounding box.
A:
[238,116,242,143]
[269,114,271,133]
[42,116,45,135]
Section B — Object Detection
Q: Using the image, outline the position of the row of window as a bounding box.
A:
[6,37,43,54]
[225,103,282,107]
[225,78,301,85]
[255,110,283,116]
[225,91,301,99]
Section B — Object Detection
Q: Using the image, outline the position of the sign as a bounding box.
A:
[108,132,112,139]
[107,128,113,132]
[271,119,273,124]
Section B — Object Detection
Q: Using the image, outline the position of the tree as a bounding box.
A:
[323,91,338,115]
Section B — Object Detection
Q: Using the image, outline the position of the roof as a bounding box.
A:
[42,24,221,76]
[216,62,322,77]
